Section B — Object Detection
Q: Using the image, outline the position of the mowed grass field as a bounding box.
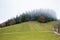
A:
[0,21,60,40]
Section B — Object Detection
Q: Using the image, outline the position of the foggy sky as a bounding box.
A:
[0,0,60,23]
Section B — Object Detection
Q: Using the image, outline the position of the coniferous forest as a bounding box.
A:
[0,9,57,28]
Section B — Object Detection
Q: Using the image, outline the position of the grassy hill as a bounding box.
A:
[0,21,60,40]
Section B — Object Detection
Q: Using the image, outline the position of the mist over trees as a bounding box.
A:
[0,9,57,28]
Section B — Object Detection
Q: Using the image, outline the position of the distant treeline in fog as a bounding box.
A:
[0,9,57,28]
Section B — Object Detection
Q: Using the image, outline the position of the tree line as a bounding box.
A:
[0,9,57,28]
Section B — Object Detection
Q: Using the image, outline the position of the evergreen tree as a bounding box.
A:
[15,16,20,24]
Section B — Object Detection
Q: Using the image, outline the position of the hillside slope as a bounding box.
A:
[0,21,60,40]
[0,21,54,33]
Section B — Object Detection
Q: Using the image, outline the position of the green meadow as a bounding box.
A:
[0,21,60,40]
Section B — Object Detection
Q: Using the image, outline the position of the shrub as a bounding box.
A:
[54,21,60,33]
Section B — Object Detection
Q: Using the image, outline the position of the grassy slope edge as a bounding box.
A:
[0,21,60,40]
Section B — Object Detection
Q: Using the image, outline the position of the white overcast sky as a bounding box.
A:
[0,0,60,23]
